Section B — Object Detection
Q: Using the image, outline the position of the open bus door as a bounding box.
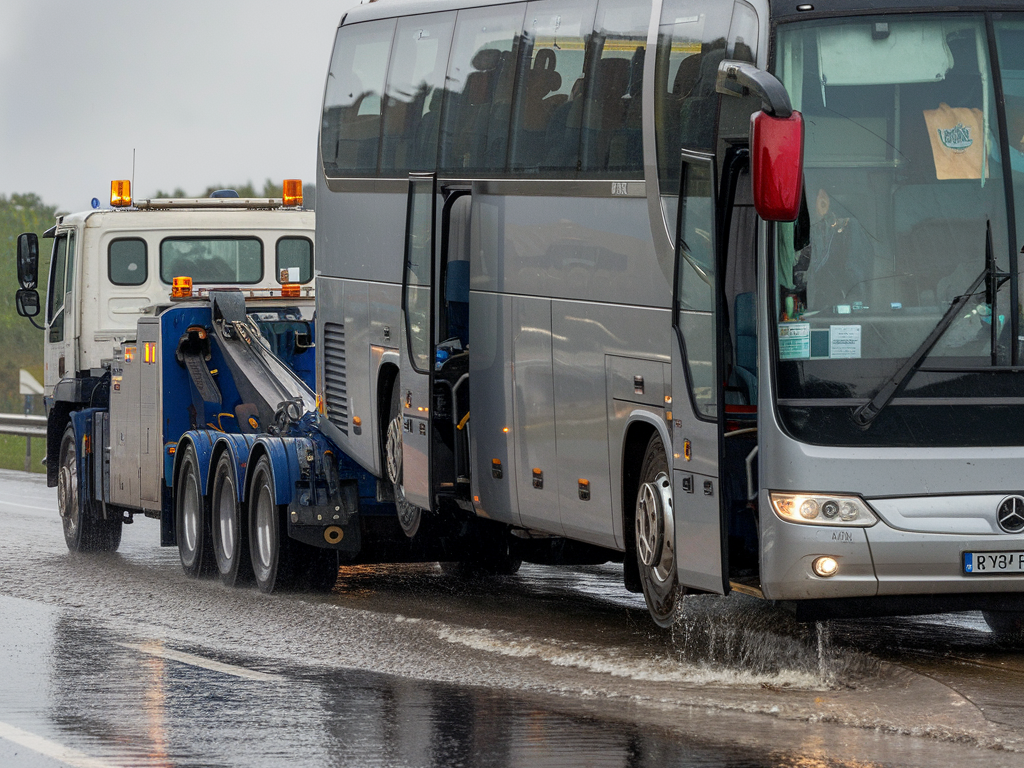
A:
[397,173,439,531]
[670,151,729,596]
[397,174,473,535]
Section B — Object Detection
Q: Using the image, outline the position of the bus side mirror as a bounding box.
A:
[750,110,804,222]
[715,60,804,221]
[15,289,40,318]
[17,232,39,290]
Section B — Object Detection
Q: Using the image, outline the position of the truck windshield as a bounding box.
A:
[772,14,1024,444]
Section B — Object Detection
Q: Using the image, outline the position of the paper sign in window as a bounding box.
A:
[923,103,987,180]
[829,325,862,359]
[779,322,810,360]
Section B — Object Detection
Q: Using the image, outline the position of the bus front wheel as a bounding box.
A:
[634,433,683,627]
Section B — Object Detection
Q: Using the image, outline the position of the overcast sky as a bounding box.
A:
[1,1,353,212]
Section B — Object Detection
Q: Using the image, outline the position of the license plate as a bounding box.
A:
[964,551,1024,574]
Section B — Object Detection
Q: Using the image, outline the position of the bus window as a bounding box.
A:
[109,238,148,286]
[438,5,525,175]
[579,0,650,177]
[656,1,757,237]
[322,19,397,177]
[276,237,313,284]
[380,13,456,175]
[509,0,596,175]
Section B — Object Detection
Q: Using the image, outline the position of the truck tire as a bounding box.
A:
[634,433,683,627]
[248,454,296,593]
[58,424,122,553]
[211,452,252,587]
[175,444,215,578]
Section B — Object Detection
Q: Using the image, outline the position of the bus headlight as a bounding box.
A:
[770,492,878,527]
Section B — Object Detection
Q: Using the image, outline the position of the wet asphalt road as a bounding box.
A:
[1,469,1024,767]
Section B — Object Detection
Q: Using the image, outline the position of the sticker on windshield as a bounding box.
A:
[829,325,862,359]
[779,322,810,360]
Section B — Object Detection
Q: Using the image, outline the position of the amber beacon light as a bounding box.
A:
[110,179,132,207]
[172,276,193,298]
[282,179,303,207]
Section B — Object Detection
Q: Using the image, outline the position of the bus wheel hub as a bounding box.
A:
[636,473,672,568]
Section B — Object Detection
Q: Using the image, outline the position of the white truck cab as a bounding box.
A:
[16,181,315,486]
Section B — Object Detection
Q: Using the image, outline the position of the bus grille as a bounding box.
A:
[323,322,348,434]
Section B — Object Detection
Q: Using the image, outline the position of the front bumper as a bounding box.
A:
[760,491,1024,604]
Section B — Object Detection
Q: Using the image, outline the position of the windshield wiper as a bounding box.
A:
[852,222,997,428]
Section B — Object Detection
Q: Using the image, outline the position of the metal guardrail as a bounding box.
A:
[0,413,47,439]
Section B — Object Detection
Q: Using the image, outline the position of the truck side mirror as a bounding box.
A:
[17,233,39,290]
[15,289,40,318]
[715,60,805,222]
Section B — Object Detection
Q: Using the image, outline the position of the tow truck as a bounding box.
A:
[13,181,385,590]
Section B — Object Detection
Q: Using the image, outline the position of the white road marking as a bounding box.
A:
[0,499,54,513]
[119,642,283,682]
[0,721,119,768]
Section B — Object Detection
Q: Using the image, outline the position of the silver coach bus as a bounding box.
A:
[315,0,1024,631]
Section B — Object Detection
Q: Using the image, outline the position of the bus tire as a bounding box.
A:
[211,452,253,587]
[58,423,122,553]
[386,384,422,538]
[982,610,1024,644]
[634,433,683,627]
[176,444,214,578]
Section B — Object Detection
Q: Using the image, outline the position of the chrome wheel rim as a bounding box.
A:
[255,479,275,569]
[637,472,674,584]
[182,467,200,555]
[385,413,403,486]
[216,475,236,563]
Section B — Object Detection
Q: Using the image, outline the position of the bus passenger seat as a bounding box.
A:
[445,260,471,348]
[733,291,758,406]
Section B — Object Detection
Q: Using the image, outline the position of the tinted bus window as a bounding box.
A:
[509,0,596,175]
[579,0,650,177]
[655,1,758,197]
[276,237,313,284]
[160,238,263,284]
[322,19,397,177]
[109,238,147,286]
[381,13,456,175]
[439,5,525,175]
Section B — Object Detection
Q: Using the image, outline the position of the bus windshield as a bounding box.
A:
[772,14,1024,419]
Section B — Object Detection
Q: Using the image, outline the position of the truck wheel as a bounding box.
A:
[634,433,683,627]
[983,610,1024,644]
[211,452,252,587]
[176,444,214,578]
[248,454,295,593]
[58,424,122,552]
[385,384,422,537]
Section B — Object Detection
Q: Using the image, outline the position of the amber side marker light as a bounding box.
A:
[282,179,303,207]
[110,179,132,207]
[172,276,193,298]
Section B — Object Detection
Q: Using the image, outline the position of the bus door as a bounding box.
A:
[399,173,439,512]
[400,175,473,515]
[670,151,728,595]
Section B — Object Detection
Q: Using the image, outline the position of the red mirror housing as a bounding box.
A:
[750,110,804,222]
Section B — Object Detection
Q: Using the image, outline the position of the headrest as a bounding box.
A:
[471,48,501,71]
